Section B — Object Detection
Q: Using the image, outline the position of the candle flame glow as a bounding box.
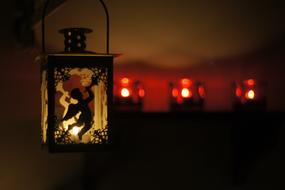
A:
[121,88,130,97]
[246,89,255,100]
[71,126,80,136]
[181,88,192,98]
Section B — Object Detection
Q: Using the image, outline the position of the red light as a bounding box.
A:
[245,89,255,100]
[181,88,192,98]
[235,87,242,97]
[138,89,145,98]
[121,77,130,86]
[172,88,179,97]
[198,86,206,98]
[246,79,255,86]
[121,88,130,97]
[180,78,192,88]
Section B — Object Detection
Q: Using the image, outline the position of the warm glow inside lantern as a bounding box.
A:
[113,77,145,111]
[233,79,267,111]
[40,28,113,152]
[169,78,206,111]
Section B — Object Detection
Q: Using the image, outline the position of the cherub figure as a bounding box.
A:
[62,85,94,140]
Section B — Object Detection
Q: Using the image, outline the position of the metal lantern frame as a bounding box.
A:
[40,0,113,152]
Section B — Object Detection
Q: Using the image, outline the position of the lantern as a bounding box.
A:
[40,0,113,152]
[233,79,267,111]
[113,77,145,111]
[169,78,206,111]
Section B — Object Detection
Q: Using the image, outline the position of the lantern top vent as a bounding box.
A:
[59,27,93,53]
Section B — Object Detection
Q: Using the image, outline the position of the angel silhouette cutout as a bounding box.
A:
[62,84,95,140]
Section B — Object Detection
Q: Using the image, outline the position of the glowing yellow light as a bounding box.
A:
[121,88,130,97]
[71,127,80,135]
[246,90,255,100]
[181,88,192,98]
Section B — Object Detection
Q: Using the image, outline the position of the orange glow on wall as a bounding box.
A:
[121,88,130,97]
[245,89,255,100]
[181,88,192,98]
[246,79,255,86]
[180,78,192,88]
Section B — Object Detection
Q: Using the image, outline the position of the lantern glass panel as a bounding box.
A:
[41,54,113,152]
[53,67,108,144]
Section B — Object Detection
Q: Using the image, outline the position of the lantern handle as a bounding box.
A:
[41,0,110,54]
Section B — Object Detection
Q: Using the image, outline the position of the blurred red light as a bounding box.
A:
[180,78,192,88]
[198,86,206,98]
[181,88,192,98]
[121,77,130,86]
[235,87,242,97]
[246,79,255,86]
[138,89,145,98]
[121,88,130,97]
[172,88,179,97]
